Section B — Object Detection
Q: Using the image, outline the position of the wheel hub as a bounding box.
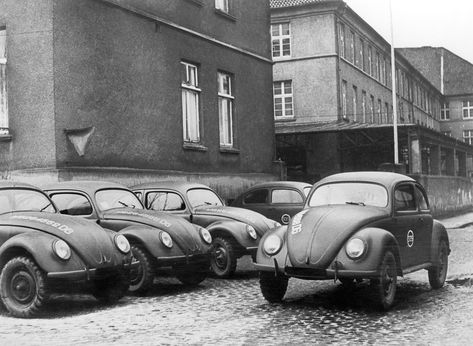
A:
[10,271,35,304]
[213,246,228,269]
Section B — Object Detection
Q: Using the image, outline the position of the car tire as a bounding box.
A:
[175,269,207,286]
[370,251,397,310]
[129,245,155,294]
[0,256,48,318]
[92,271,129,303]
[339,278,356,289]
[210,237,237,278]
[259,271,288,303]
[428,239,449,289]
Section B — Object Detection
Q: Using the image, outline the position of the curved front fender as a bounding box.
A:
[207,220,259,249]
[329,227,402,277]
[255,225,288,273]
[0,232,85,274]
[119,225,184,259]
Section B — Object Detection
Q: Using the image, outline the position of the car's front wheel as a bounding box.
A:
[0,256,49,318]
[210,237,237,278]
[259,272,288,303]
[428,239,449,289]
[175,269,207,286]
[370,251,397,310]
[129,245,155,294]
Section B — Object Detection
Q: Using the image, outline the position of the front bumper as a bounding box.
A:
[47,259,139,281]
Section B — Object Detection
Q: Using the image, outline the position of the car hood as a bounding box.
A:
[103,208,206,254]
[287,205,389,268]
[1,212,126,267]
[194,206,270,236]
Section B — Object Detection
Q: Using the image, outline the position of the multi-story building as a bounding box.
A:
[270,0,472,182]
[0,0,278,198]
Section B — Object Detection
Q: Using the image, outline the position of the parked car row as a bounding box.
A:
[0,172,450,317]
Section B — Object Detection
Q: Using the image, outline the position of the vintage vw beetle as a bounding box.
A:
[0,182,134,318]
[254,172,450,309]
[231,181,312,225]
[44,181,212,294]
[131,182,280,278]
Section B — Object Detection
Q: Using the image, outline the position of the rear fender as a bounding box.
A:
[430,220,450,264]
[0,232,85,273]
[207,220,258,248]
[331,227,402,276]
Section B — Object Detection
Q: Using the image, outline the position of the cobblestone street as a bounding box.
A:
[2,222,473,345]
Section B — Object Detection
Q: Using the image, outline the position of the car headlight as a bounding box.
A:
[114,234,131,254]
[160,231,173,248]
[200,227,212,244]
[52,240,71,260]
[345,238,366,260]
[246,225,257,240]
[263,234,282,256]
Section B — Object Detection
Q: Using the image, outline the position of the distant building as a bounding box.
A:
[270,0,472,181]
[0,0,278,197]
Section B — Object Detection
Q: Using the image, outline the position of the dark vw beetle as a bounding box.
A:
[131,182,279,278]
[44,181,212,294]
[0,182,134,318]
[254,172,450,309]
[231,181,312,225]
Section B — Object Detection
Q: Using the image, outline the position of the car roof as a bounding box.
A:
[315,171,415,189]
[43,180,129,195]
[0,181,40,190]
[131,181,213,194]
[244,181,312,191]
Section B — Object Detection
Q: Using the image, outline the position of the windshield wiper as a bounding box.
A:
[118,200,135,208]
[193,202,214,209]
[345,201,366,206]
[40,203,52,212]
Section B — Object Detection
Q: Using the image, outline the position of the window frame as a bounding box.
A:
[218,71,235,148]
[145,191,187,212]
[0,28,8,135]
[273,80,294,119]
[181,61,202,143]
[462,100,473,119]
[271,23,291,59]
[49,192,94,217]
[215,0,229,13]
[270,188,304,205]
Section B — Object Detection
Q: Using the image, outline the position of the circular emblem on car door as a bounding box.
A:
[407,230,415,247]
[281,214,291,225]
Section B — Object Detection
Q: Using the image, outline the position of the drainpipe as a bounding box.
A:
[440,49,444,95]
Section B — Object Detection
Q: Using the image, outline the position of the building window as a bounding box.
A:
[359,38,365,70]
[370,95,375,123]
[0,29,7,135]
[377,99,382,124]
[441,102,450,120]
[349,31,355,63]
[384,102,389,123]
[368,46,373,76]
[352,85,357,121]
[218,72,234,147]
[375,52,380,80]
[443,131,451,137]
[341,80,347,118]
[215,0,229,13]
[181,61,201,143]
[339,23,345,58]
[271,23,290,58]
[463,130,473,145]
[462,101,473,119]
[273,81,293,119]
[362,91,367,122]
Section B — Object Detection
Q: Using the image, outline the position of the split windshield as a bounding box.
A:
[0,188,56,214]
[308,182,388,208]
[187,188,223,209]
[95,189,144,211]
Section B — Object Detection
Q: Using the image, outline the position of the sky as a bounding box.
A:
[344,0,473,64]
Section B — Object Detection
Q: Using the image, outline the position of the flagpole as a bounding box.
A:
[390,0,399,164]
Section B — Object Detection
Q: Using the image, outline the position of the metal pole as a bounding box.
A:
[390,0,399,164]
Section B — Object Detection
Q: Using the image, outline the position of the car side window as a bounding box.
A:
[415,185,430,211]
[271,189,304,204]
[50,193,93,215]
[243,189,268,204]
[146,192,186,211]
[394,184,416,212]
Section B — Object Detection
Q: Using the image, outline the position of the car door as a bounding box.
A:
[269,188,305,224]
[240,188,269,217]
[414,184,433,264]
[144,190,192,222]
[391,182,423,268]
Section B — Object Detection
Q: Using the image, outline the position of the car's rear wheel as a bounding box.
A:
[129,245,155,294]
[370,251,397,310]
[210,237,237,278]
[428,239,449,289]
[92,271,129,303]
[259,272,288,303]
[0,256,48,318]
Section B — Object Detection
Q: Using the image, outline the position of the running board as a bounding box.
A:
[402,262,432,275]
